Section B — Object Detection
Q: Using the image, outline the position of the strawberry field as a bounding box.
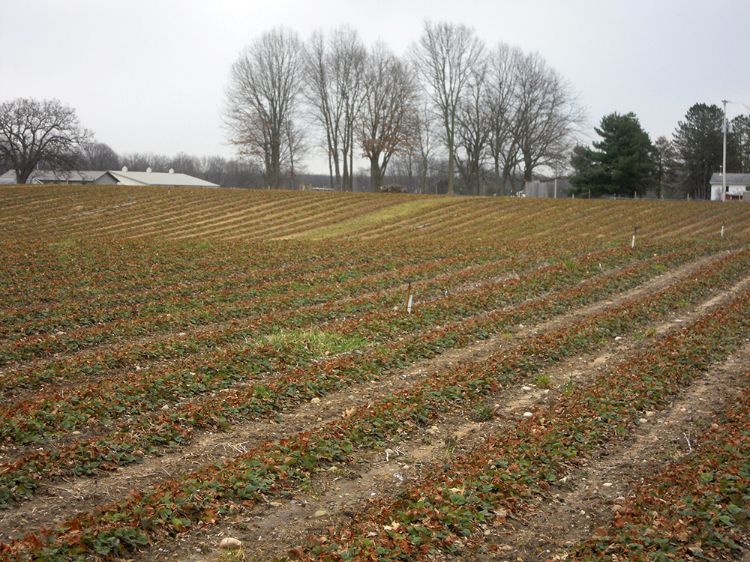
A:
[1,185,749,561]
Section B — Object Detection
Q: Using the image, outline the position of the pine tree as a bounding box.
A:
[570,112,656,197]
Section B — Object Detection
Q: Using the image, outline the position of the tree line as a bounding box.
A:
[0,97,264,186]
[0,98,263,186]
[4,21,746,198]
[224,21,583,195]
[571,104,750,199]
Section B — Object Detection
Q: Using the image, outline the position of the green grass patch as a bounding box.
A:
[287,198,448,240]
[259,328,367,358]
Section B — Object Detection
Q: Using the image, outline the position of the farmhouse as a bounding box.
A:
[0,168,219,187]
[709,173,750,201]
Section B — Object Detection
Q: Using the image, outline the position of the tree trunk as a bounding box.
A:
[446,143,455,195]
[17,170,30,184]
[523,155,533,183]
[342,148,349,192]
[270,136,281,188]
[348,128,355,191]
[369,156,382,191]
[332,149,341,189]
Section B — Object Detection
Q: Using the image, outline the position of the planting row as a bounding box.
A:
[290,288,750,561]
[5,186,749,246]
[0,240,657,400]
[0,233,630,364]
[0,238,501,355]
[569,370,750,561]
[0,245,695,508]
[0,244,678,437]
[1,247,747,558]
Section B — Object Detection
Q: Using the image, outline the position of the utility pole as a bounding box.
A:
[722,99,728,202]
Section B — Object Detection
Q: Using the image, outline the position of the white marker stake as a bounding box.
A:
[407,293,413,314]
[721,224,725,239]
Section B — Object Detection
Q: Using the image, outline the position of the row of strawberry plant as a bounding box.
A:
[1,226,482,332]
[0,247,745,558]
[291,290,750,561]
[0,245,709,508]
[0,239,631,398]
[569,370,750,561]
[2,228,610,360]
[0,237,505,359]
[0,244,689,447]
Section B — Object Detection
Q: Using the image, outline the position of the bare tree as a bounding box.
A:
[455,60,491,195]
[303,31,342,189]
[168,152,201,176]
[485,44,522,194]
[303,27,366,191]
[413,21,484,195]
[225,27,304,188]
[512,51,582,183]
[412,102,436,193]
[334,29,366,191]
[282,117,307,186]
[121,152,170,172]
[0,98,91,184]
[81,142,120,170]
[358,44,417,191]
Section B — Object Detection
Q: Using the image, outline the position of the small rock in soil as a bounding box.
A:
[219,537,242,550]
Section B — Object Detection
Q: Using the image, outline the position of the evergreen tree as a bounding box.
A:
[673,103,740,199]
[653,136,680,198]
[732,114,750,173]
[570,112,656,197]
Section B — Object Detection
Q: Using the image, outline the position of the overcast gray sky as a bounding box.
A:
[3,0,749,173]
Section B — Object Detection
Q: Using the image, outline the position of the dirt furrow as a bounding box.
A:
[476,342,750,562]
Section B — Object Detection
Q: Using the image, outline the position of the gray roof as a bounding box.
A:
[0,169,219,187]
[109,170,218,187]
[709,173,750,186]
[0,170,108,183]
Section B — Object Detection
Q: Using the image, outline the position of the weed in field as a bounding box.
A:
[562,376,576,394]
[470,403,494,422]
[260,328,366,358]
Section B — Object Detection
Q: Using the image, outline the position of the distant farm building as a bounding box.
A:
[0,168,218,188]
[524,178,572,198]
[0,170,107,185]
[710,173,750,201]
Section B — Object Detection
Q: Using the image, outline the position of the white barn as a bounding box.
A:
[709,173,750,201]
[0,168,218,187]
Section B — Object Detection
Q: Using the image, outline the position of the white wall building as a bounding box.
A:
[709,173,750,201]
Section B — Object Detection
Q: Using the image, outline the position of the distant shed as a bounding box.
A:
[0,168,218,188]
[710,173,750,201]
[0,170,109,184]
[107,169,219,188]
